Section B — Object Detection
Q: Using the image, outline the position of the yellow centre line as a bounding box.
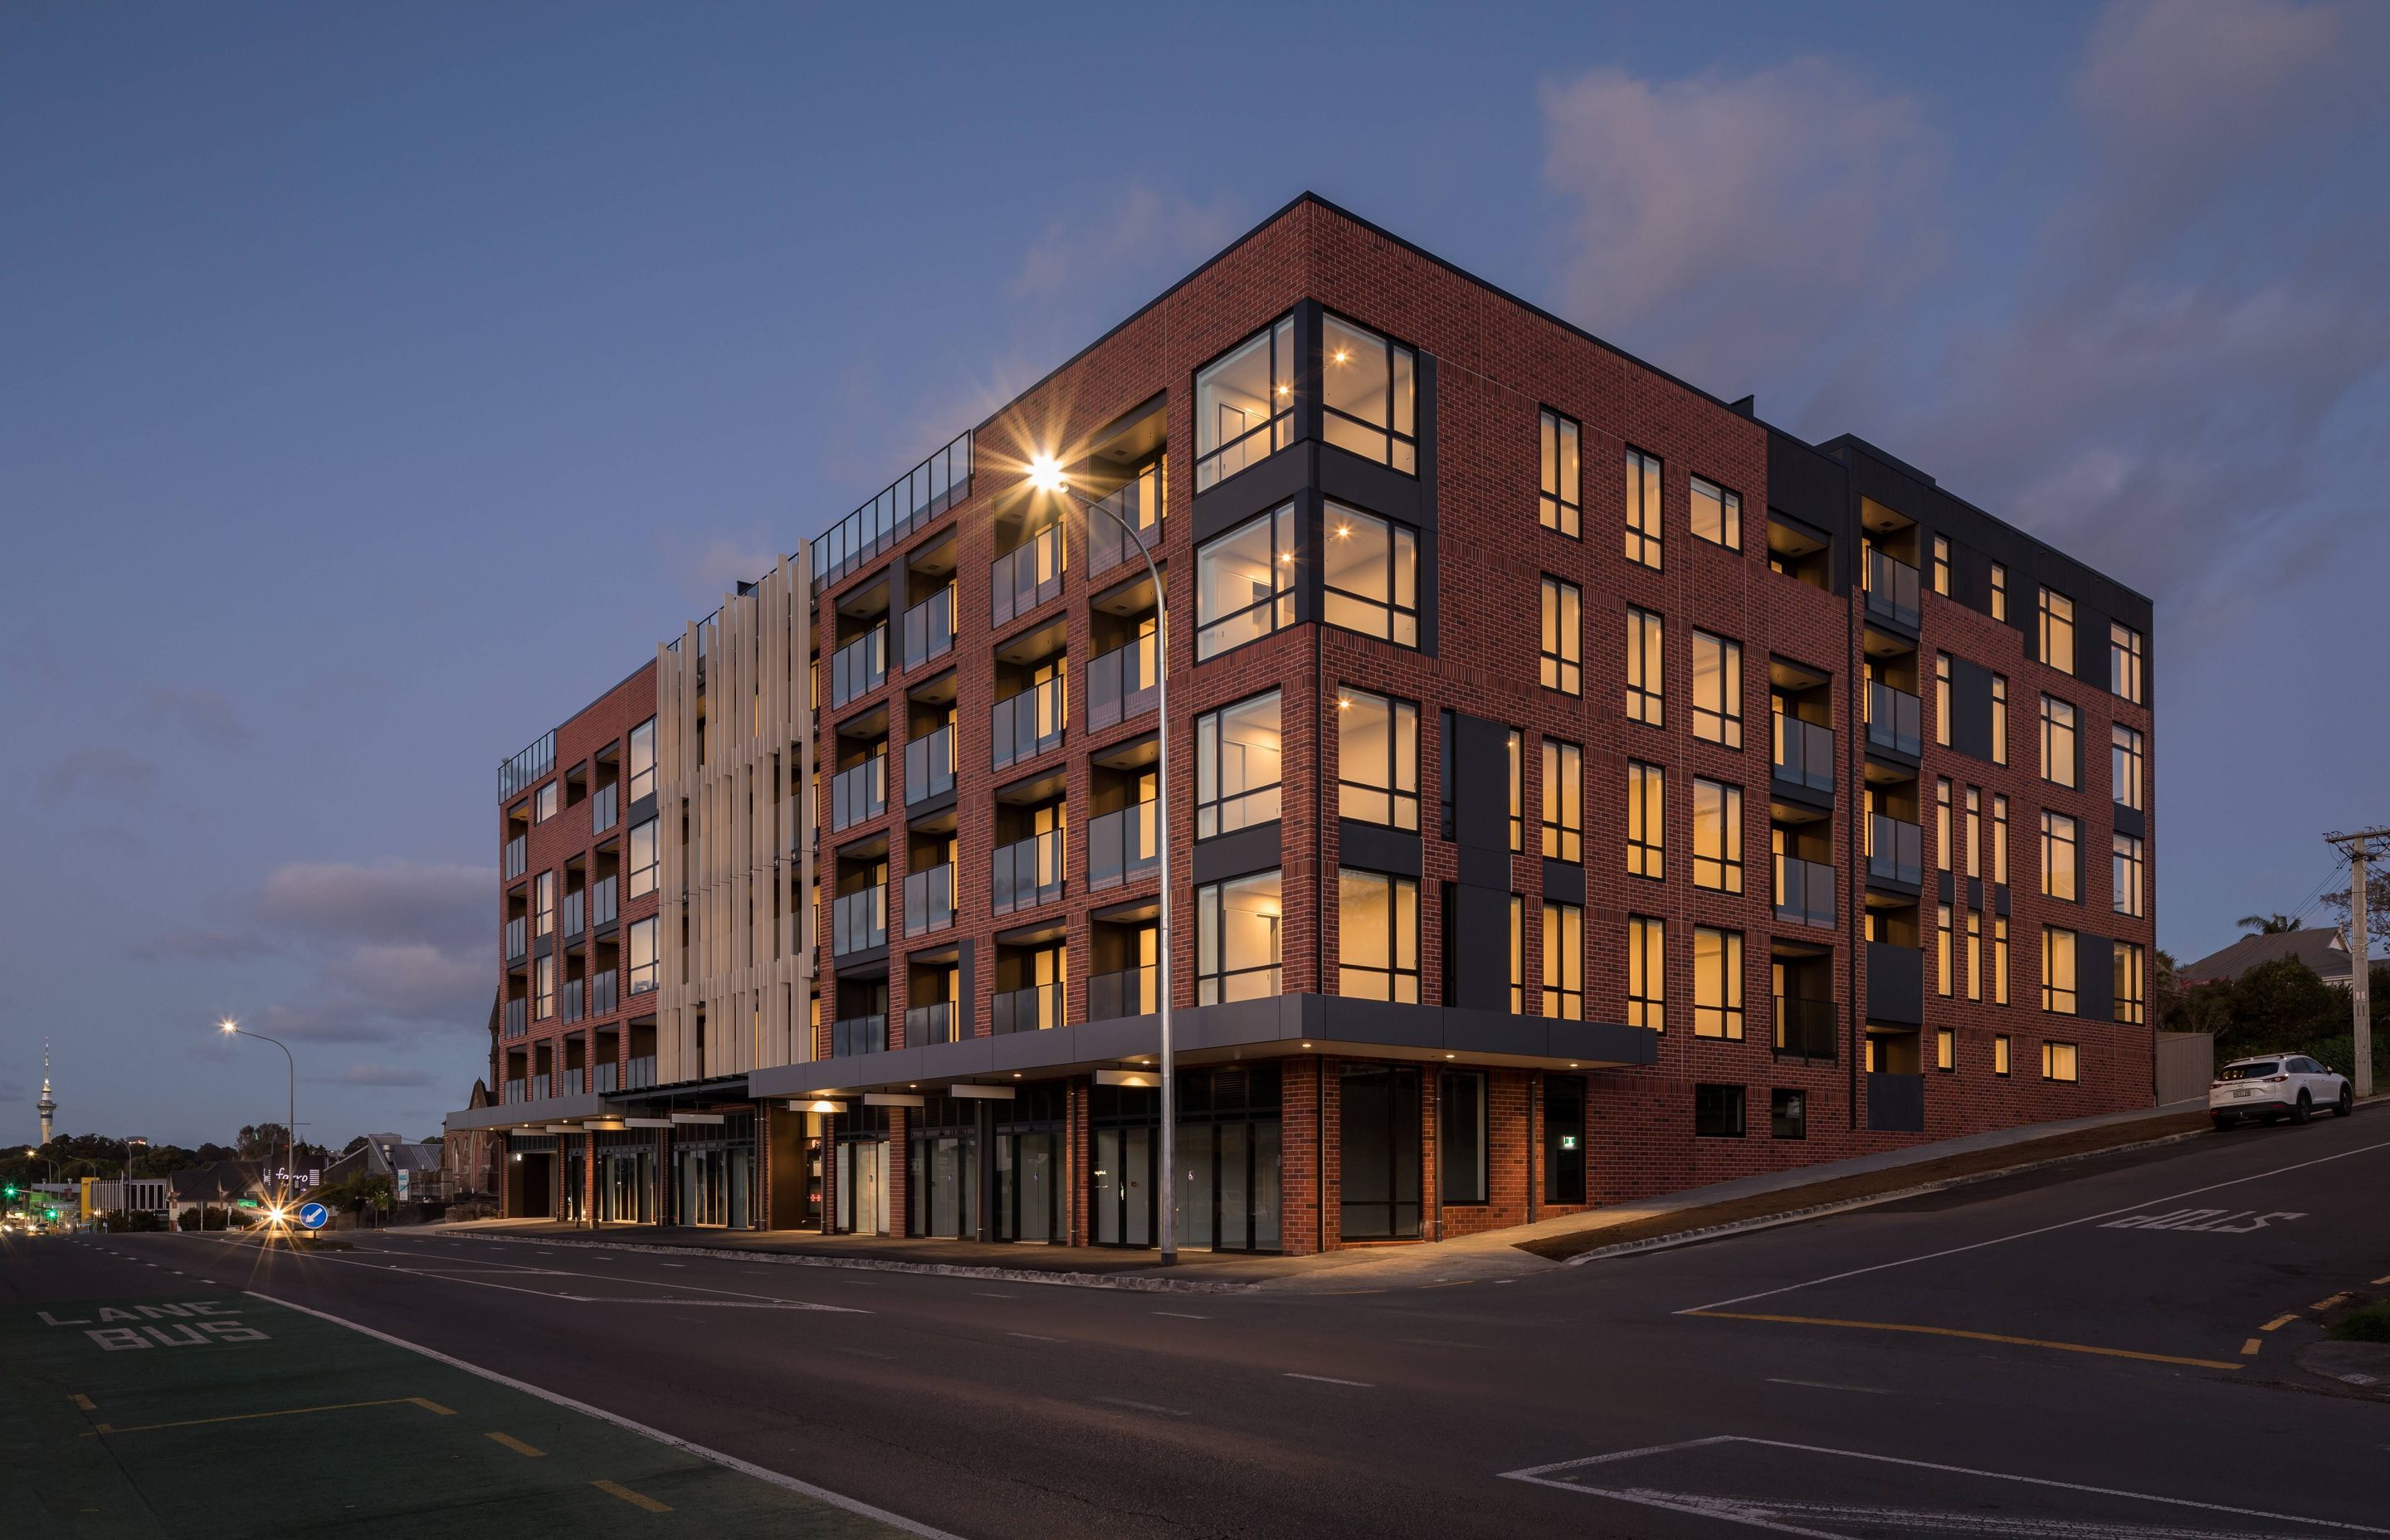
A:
[486,1431,546,1457]
[2241,1338,2262,1356]
[2261,1313,2300,1332]
[69,1393,95,1411]
[1687,1310,2246,1372]
[85,1396,456,1436]
[2312,1292,2351,1311]
[593,1479,672,1513]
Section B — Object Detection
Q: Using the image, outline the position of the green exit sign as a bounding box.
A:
[1558,1135,1579,1151]
[235,1198,262,1209]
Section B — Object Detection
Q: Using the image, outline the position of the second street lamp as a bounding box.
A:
[1023,454,1179,1264]
[220,1020,297,1219]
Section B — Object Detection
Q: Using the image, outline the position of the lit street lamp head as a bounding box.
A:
[1027,453,1067,494]
[219,1020,237,1035]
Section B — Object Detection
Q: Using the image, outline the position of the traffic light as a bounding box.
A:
[2,1184,16,1200]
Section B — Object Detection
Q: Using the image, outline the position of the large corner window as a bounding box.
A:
[1539,408,1581,538]
[2110,621,2145,705]
[1195,317,1296,493]
[1197,504,1296,660]
[1339,870,1419,1002]
[1197,870,1284,1005]
[1322,503,1418,646]
[1320,313,1417,474]
[1338,688,1419,830]
[1196,690,1283,838]
[627,716,656,802]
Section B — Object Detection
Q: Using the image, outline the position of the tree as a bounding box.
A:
[2224,957,2340,1055]
[2236,913,2303,935]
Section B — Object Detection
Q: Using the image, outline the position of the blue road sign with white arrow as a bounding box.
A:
[296,1201,329,1230]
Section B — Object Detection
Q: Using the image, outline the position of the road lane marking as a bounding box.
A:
[2313,1291,2351,1311]
[85,1396,456,1435]
[1284,1372,1373,1387]
[280,1248,862,1310]
[1503,1435,2390,1536]
[1006,1331,1062,1343]
[69,1394,95,1411]
[2262,1313,2300,1331]
[2241,1338,2263,1355]
[1681,1134,2390,1315]
[593,1479,671,1513]
[250,1292,963,1539]
[1397,1338,1481,1348]
[973,1291,1014,1299]
[487,1431,545,1457]
[1153,1311,1209,1319]
[1687,1310,2244,1371]
[1765,1378,1889,1394]
[1095,1396,1192,1416]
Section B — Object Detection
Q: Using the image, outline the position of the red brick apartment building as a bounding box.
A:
[450,194,2157,1253]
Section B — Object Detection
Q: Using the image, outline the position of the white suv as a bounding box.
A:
[2210,1055,2353,1128]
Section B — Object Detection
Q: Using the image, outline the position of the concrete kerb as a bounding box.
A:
[451,1233,1257,1294]
[1559,1125,2216,1267]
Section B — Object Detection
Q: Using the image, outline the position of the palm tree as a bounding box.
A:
[2236,913,2301,934]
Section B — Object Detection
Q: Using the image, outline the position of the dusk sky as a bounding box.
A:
[6,2,2386,1149]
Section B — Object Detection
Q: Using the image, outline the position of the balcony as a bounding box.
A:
[504,836,527,880]
[901,585,955,671]
[1773,855,1837,928]
[1085,632,1158,731]
[591,782,617,835]
[626,1055,657,1090]
[593,1061,617,1094]
[903,864,955,937]
[992,679,1065,769]
[500,729,555,800]
[832,887,888,957]
[832,1015,886,1058]
[591,968,617,1016]
[1086,465,1162,577]
[505,917,528,962]
[1773,996,1836,1060]
[503,998,527,1038]
[558,1068,584,1097]
[1865,548,1920,629]
[904,1001,958,1047]
[503,1078,526,1105]
[562,978,585,1024]
[1089,965,1156,1021]
[1866,814,1924,887]
[590,875,617,928]
[832,757,887,831]
[563,889,586,939]
[531,1073,550,1101]
[905,725,954,806]
[1088,802,1158,889]
[993,830,1065,914]
[1772,715,1835,795]
[817,430,972,590]
[991,524,1063,626]
[831,625,888,709]
[992,982,1061,1034]
[1865,680,1922,758]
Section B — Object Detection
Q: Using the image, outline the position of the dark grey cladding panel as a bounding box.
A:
[904,785,957,821]
[1968,877,1983,912]
[1319,444,1430,528]
[1451,884,1511,1013]
[1996,884,2012,918]
[2076,933,2116,1026]
[1342,820,1423,880]
[628,791,659,827]
[1542,859,1584,906]
[1452,713,1512,855]
[1867,941,1924,1026]
[1456,845,1510,891]
[1938,870,1955,905]
[2114,803,2146,841]
[958,939,975,1038]
[1193,821,1283,886]
[1191,449,1311,544]
[1950,657,1995,763]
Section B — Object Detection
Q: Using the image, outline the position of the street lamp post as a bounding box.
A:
[1026,456,1178,1264]
[220,1021,296,1216]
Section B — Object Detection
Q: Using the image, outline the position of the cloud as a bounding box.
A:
[663,531,780,611]
[130,928,281,963]
[146,685,248,748]
[256,860,490,953]
[39,746,161,806]
[330,1063,438,1089]
[1540,57,1944,387]
[321,944,488,1022]
[1012,184,1246,301]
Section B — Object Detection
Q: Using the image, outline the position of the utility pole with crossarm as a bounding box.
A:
[2324,826,2385,1100]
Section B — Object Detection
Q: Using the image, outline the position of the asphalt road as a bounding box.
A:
[7,1108,2388,1539]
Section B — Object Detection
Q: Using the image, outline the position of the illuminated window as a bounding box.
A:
[1627,607,1665,725]
[1693,778,1744,893]
[1197,870,1284,1004]
[2114,942,2146,1026]
[1337,688,1419,831]
[2041,1040,2079,1083]
[1540,577,1583,694]
[1690,476,1740,550]
[1197,691,1284,838]
[1694,926,1744,1040]
[1992,675,2009,765]
[1692,630,1743,748]
[1937,904,1953,997]
[2041,927,2077,1016]
[1322,503,1418,647]
[1509,894,1524,1013]
[2113,833,2144,919]
[2111,724,2144,811]
[1990,563,2008,621]
[1995,916,2011,1006]
[534,782,558,822]
[2041,695,2079,788]
[1541,738,1583,862]
[2109,621,2144,705]
[1543,901,1583,1020]
[1539,408,1580,538]
[628,818,659,899]
[1507,729,1524,853]
[1931,535,1951,597]
[1627,915,1665,1031]
[1319,313,1417,475]
[1967,909,1983,1001]
[534,955,554,1019]
[627,916,658,994]
[1627,761,1665,880]
[1194,316,1295,492]
[1196,504,1296,659]
[1936,1027,1955,1071]
[1936,778,1952,872]
[1934,653,1953,747]
[1625,448,1663,569]
[1965,787,1982,880]
[627,717,657,802]
[1995,1033,2012,1076]
[1992,795,2010,885]
[2041,811,2080,902]
[2039,587,2075,673]
[1338,871,1419,1003]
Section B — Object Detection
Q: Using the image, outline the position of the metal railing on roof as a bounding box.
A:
[816,431,973,591]
[500,731,554,800]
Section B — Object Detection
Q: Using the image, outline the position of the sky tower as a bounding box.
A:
[37,1040,56,1146]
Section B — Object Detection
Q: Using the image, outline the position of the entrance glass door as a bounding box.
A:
[1092,1127,1153,1245]
[838,1141,887,1234]
[997,1131,1056,1241]
[1339,1065,1422,1240]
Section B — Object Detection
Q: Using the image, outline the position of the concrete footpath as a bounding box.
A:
[441,1097,2219,1294]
